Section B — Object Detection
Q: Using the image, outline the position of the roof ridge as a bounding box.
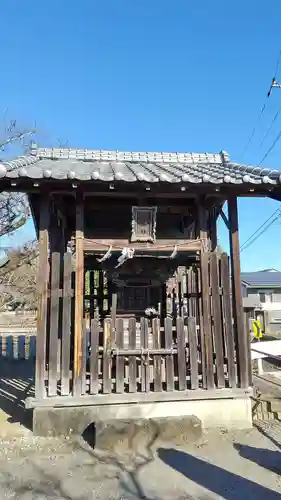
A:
[30,146,227,164]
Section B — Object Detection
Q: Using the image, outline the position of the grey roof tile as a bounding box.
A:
[241,271,281,287]
[0,147,281,185]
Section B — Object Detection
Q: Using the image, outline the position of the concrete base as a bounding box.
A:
[33,397,252,439]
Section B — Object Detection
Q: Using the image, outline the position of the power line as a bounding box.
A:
[274,49,281,78]
[240,209,281,252]
[240,208,280,250]
[241,214,281,252]
[258,128,281,166]
[259,102,281,149]
[241,104,267,161]
[240,50,281,160]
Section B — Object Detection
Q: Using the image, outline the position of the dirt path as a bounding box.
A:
[0,423,280,499]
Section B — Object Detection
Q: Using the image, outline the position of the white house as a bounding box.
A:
[242,269,281,335]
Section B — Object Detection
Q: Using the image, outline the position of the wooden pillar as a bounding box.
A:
[228,196,249,388]
[198,201,214,389]
[73,193,85,396]
[35,193,50,399]
[210,208,218,252]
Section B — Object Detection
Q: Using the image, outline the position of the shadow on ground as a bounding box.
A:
[0,358,35,431]
[157,447,281,500]
[234,442,281,475]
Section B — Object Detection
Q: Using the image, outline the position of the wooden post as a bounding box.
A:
[228,196,249,388]
[198,202,214,389]
[73,194,85,396]
[210,208,218,252]
[35,193,50,399]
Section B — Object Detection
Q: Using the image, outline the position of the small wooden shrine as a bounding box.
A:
[1,145,279,412]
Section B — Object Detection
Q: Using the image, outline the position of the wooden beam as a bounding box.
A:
[198,202,214,389]
[219,208,229,230]
[210,207,218,252]
[73,193,85,396]
[228,196,249,389]
[25,387,253,409]
[83,238,202,253]
[35,193,50,399]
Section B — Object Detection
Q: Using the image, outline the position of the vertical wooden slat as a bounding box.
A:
[35,194,50,399]
[18,335,25,360]
[30,336,36,359]
[221,253,237,388]
[164,317,174,391]
[111,291,117,332]
[89,271,95,322]
[200,252,214,389]
[188,316,199,389]
[176,316,186,390]
[74,197,84,396]
[128,318,137,392]
[116,318,124,393]
[6,336,13,359]
[198,202,213,389]
[102,318,112,393]
[180,270,187,318]
[196,264,206,388]
[210,253,225,388]
[140,317,150,392]
[48,252,60,396]
[81,320,87,395]
[228,196,249,388]
[98,270,104,316]
[90,318,99,394]
[61,252,72,396]
[152,318,162,392]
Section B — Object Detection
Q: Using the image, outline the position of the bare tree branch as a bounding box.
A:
[0,114,36,238]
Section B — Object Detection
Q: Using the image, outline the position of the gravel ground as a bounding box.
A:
[0,422,281,499]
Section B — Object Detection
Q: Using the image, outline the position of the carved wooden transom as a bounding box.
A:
[131,206,157,243]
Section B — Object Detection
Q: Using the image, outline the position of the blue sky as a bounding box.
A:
[1,0,281,270]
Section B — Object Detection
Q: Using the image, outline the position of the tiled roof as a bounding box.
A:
[241,271,281,287]
[0,146,281,185]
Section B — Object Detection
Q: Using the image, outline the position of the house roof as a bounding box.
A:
[0,146,281,185]
[241,271,281,287]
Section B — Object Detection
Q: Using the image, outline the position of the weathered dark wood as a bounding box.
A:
[164,316,174,391]
[102,318,112,393]
[228,196,249,388]
[188,317,199,389]
[35,194,50,400]
[84,238,202,253]
[188,268,195,317]
[111,292,117,331]
[176,316,187,390]
[89,271,95,321]
[48,252,60,396]
[200,252,214,389]
[152,318,162,392]
[113,348,178,356]
[90,318,99,394]
[115,318,124,393]
[196,264,206,387]
[128,318,137,392]
[26,387,253,409]
[61,252,72,396]
[140,317,150,392]
[220,254,236,388]
[98,270,104,316]
[73,197,84,396]
[81,320,87,395]
[210,253,225,388]
[210,210,218,252]
[220,209,229,229]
